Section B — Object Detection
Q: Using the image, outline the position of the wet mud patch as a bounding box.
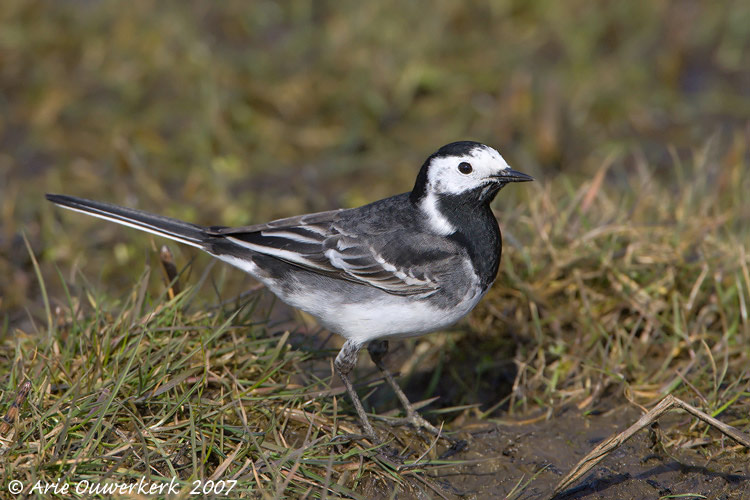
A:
[420,401,750,499]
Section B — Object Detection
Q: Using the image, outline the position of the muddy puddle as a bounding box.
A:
[364,401,750,499]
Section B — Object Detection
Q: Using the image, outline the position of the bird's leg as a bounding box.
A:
[367,340,441,436]
[334,340,378,441]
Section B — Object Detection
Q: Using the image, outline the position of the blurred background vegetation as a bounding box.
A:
[2,0,749,320]
[1,1,749,495]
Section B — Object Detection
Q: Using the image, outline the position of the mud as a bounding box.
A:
[277,311,750,499]
[397,403,750,499]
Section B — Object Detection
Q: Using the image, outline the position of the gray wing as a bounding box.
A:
[207,210,443,296]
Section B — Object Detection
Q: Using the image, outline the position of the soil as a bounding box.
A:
[363,402,750,499]
[280,310,750,500]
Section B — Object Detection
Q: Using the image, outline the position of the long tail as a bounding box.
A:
[45,194,208,249]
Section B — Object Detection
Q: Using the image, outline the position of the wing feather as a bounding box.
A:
[208,212,440,296]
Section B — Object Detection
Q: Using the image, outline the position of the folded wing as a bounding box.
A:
[208,211,440,296]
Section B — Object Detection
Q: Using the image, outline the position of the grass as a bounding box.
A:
[2,1,750,498]
[3,142,748,498]
[2,270,407,498]
[489,141,750,420]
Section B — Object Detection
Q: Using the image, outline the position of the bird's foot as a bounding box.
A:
[374,411,441,436]
[373,412,467,454]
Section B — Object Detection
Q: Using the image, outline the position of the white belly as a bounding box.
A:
[286,284,486,345]
[215,253,487,346]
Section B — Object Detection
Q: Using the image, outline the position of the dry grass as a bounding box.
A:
[1,270,448,498]
[484,139,750,424]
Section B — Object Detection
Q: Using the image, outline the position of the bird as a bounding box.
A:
[46,141,533,441]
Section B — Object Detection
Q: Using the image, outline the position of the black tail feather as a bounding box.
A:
[46,194,207,248]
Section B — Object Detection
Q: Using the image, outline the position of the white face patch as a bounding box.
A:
[425,144,511,196]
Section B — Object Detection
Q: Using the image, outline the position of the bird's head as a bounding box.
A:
[410,141,532,204]
[409,141,533,235]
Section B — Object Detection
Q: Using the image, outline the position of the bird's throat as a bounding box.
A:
[435,188,503,289]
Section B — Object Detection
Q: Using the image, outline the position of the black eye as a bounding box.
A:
[458,162,473,174]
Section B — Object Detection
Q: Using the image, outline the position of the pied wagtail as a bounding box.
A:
[46,141,532,441]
